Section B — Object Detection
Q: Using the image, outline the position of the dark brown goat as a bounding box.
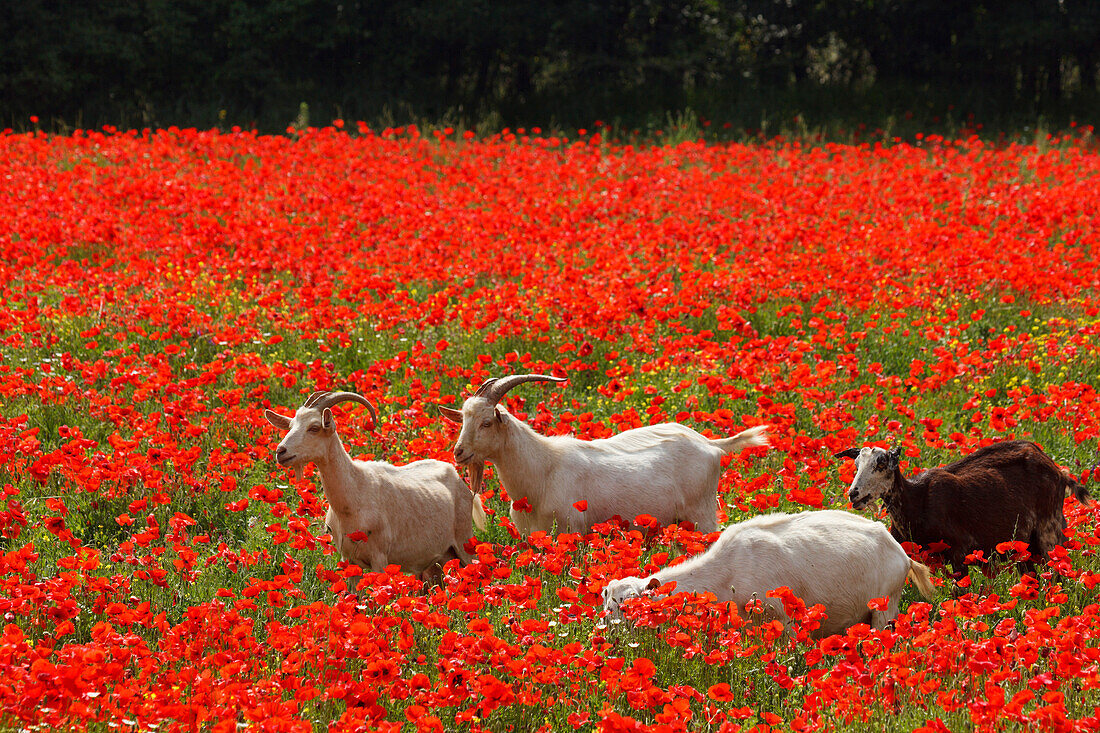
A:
[834,441,1090,574]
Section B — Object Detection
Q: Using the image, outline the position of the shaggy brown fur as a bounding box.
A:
[836,441,1089,574]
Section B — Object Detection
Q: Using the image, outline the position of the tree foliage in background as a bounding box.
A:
[2,0,1098,131]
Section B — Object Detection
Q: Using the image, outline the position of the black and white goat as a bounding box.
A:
[835,441,1089,574]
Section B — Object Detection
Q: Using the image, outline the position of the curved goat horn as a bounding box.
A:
[474,374,566,406]
[304,391,380,428]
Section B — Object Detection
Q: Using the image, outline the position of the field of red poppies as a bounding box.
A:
[2,123,1100,731]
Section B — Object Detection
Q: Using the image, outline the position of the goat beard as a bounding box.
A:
[468,461,484,496]
[294,466,304,482]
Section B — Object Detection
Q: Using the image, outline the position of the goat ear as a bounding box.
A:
[646,577,661,591]
[322,407,336,434]
[495,405,506,423]
[438,405,463,423]
[833,448,860,460]
[265,409,291,430]
[889,446,903,465]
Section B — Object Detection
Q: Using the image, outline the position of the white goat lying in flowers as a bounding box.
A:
[602,510,934,637]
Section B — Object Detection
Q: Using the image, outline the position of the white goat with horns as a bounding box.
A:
[265,391,486,578]
[438,374,768,535]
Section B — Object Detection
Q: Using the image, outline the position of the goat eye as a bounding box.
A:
[480,420,493,429]
[308,425,320,433]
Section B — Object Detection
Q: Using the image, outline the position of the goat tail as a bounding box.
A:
[471,494,488,531]
[907,560,935,600]
[711,425,769,454]
[1065,469,1091,506]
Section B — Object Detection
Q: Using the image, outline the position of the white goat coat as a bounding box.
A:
[492,418,765,535]
[603,510,925,637]
[268,395,486,579]
[321,455,481,575]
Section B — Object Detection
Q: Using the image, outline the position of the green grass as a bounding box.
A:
[4,258,1100,730]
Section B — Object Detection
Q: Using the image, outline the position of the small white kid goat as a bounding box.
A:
[438,374,768,535]
[602,510,935,637]
[265,391,486,578]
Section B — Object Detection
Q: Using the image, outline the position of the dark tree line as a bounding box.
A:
[2,1,1098,132]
